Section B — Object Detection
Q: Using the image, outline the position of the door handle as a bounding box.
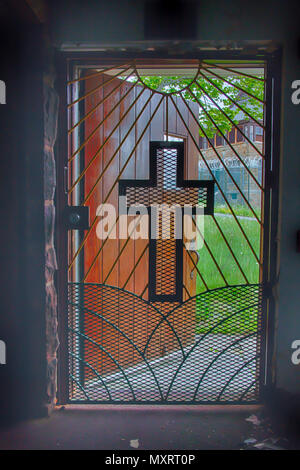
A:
[64,206,90,230]
[190,250,199,279]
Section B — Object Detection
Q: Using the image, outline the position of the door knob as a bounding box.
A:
[64,206,89,230]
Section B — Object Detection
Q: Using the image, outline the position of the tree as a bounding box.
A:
[135,74,264,138]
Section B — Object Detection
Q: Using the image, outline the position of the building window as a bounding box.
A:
[199,136,208,150]
[249,125,254,141]
[164,133,184,142]
[255,126,264,142]
[215,135,223,147]
[236,125,244,142]
[163,134,184,189]
[228,128,235,144]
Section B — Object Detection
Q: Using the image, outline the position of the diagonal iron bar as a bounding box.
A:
[184,88,263,222]
[170,95,261,266]
[198,70,264,129]
[68,70,136,135]
[202,61,266,82]
[68,81,144,165]
[193,80,264,158]
[69,94,164,272]
[201,65,265,105]
[67,62,133,85]
[68,64,133,108]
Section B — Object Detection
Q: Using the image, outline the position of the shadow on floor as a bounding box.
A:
[0,405,263,450]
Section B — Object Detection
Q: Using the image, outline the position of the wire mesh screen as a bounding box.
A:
[155,211,177,296]
[68,283,263,403]
[65,58,268,404]
[126,147,209,206]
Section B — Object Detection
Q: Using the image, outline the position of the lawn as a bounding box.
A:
[195,213,261,335]
[214,204,261,219]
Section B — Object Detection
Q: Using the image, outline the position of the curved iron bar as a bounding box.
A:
[142,311,186,359]
[69,282,191,362]
[69,327,136,400]
[217,353,260,401]
[68,283,262,402]
[134,62,202,97]
[148,283,261,327]
[68,300,164,400]
[69,351,112,400]
[239,378,258,401]
[144,286,261,360]
[69,373,90,400]
[164,299,260,400]
[70,281,155,307]
[69,282,186,364]
[192,331,260,401]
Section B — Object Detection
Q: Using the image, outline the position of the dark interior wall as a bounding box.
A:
[50,0,298,44]
[0,20,47,422]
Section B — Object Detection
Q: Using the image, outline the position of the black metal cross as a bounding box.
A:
[119,141,214,302]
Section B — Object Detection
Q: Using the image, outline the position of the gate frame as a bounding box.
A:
[55,47,282,405]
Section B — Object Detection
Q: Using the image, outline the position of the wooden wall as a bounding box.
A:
[77,71,200,378]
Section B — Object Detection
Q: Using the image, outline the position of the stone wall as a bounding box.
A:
[44,78,59,412]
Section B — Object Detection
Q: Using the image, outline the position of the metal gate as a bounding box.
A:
[57,55,280,404]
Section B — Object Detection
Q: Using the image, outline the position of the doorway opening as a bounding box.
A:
[57,56,280,404]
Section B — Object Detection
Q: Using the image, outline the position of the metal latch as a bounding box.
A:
[64,206,90,230]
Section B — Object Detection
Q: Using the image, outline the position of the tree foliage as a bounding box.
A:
[137,75,264,138]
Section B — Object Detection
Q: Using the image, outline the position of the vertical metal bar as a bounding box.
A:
[77,74,86,386]
[166,95,168,141]
[56,53,69,405]
[260,50,282,396]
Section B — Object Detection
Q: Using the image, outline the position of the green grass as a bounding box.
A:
[194,214,261,335]
[195,297,259,335]
[214,204,261,218]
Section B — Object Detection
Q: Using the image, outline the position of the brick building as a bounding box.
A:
[199,105,264,210]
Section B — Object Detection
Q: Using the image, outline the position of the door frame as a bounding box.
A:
[55,47,282,405]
